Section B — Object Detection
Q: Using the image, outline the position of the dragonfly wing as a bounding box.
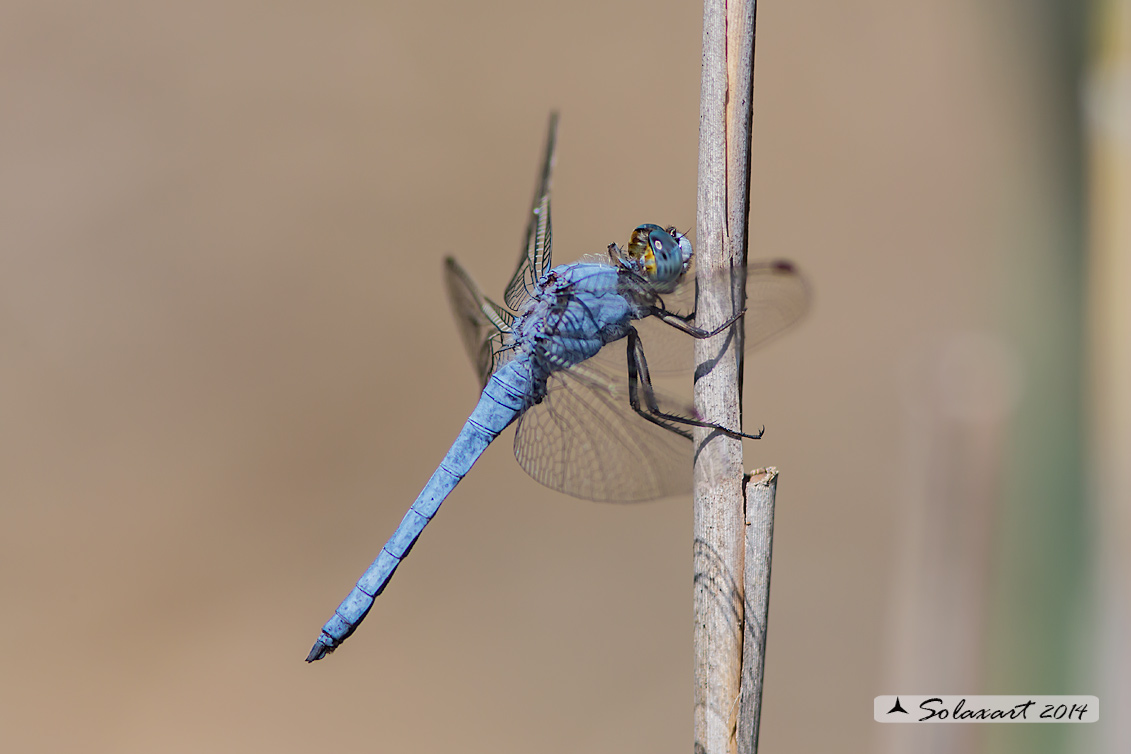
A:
[513,351,696,502]
[687,259,809,351]
[504,113,558,311]
[444,256,515,388]
[591,259,810,375]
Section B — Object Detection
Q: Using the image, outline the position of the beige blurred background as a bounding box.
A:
[2,1,1123,753]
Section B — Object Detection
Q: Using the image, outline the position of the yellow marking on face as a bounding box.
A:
[642,243,657,276]
[627,226,659,278]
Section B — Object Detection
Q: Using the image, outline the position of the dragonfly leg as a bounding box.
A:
[624,329,764,441]
[650,305,747,339]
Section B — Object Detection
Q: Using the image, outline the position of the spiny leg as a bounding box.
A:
[650,305,747,339]
[624,329,764,440]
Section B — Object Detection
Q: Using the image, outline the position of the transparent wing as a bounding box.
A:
[513,351,698,502]
[444,256,515,388]
[504,113,559,311]
[592,259,810,375]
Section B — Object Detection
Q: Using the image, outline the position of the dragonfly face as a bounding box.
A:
[618,224,694,294]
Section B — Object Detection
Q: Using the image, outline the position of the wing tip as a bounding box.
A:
[767,259,799,274]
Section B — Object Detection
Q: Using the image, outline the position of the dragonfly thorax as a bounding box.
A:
[513,262,643,377]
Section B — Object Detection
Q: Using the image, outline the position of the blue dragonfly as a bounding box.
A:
[307,114,807,662]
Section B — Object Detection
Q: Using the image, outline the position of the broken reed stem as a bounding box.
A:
[737,468,776,754]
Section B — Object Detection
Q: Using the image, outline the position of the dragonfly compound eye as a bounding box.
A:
[642,226,689,286]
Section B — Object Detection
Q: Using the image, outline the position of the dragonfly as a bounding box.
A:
[307,114,808,662]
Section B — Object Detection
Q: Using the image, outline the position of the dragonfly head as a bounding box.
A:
[623,224,693,291]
